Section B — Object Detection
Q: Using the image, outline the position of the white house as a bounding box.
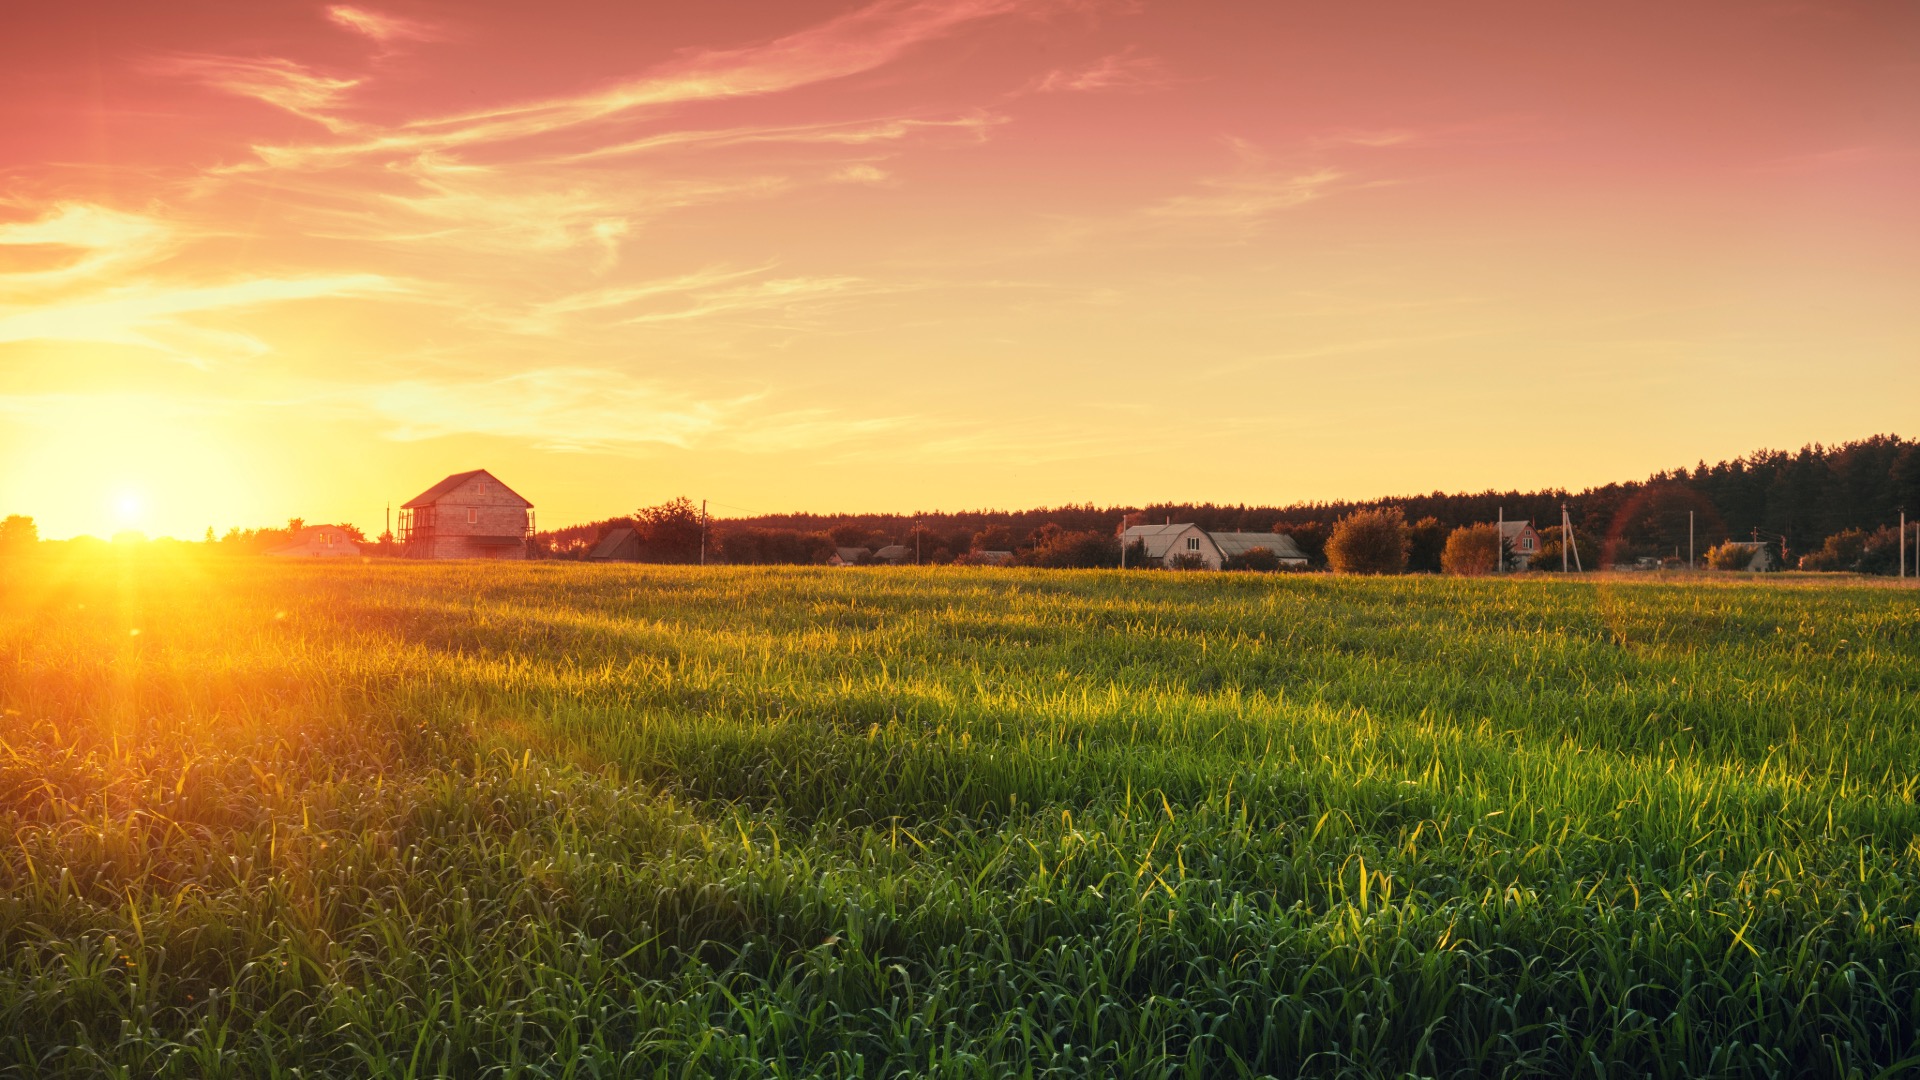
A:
[1120,524,1309,570]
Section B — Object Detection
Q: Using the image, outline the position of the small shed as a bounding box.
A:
[268,525,361,558]
[587,526,642,562]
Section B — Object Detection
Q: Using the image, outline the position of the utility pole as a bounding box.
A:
[1901,511,1907,580]
[1689,511,1694,572]
[699,499,708,566]
[915,517,921,566]
[1561,502,1569,573]
[1496,507,1503,574]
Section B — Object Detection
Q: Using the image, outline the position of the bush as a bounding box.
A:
[1798,526,1902,574]
[1222,546,1281,572]
[1326,508,1409,574]
[1406,517,1448,573]
[1707,542,1760,571]
[0,514,37,554]
[1440,524,1500,576]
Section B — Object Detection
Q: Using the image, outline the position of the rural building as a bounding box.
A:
[399,469,534,560]
[1208,531,1309,568]
[827,546,870,566]
[968,549,1016,566]
[268,524,360,558]
[1499,520,1542,568]
[1122,523,1222,568]
[1120,524,1306,570]
[873,544,912,565]
[1717,541,1779,571]
[587,526,641,562]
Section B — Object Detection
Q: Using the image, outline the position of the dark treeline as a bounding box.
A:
[537,434,1920,570]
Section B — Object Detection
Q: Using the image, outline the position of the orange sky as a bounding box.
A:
[4,0,1918,538]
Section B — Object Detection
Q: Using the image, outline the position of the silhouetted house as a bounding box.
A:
[399,469,533,560]
[268,524,360,558]
[1499,520,1542,569]
[828,546,870,567]
[873,544,912,565]
[1120,524,1307,570]
[967,549,1016,566]
[587,526,641,562]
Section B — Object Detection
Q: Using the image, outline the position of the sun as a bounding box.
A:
[112,490,148,528]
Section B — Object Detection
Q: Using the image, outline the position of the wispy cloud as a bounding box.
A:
[555,113,1000,164]
[158,55,362,131]
[326,5,440,45]
[242,0,1032,169]
[1030,48,1170,94]
[0,273,401,363]
[0,203,175,288]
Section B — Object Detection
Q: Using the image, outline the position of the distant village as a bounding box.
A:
[62,443,1905,578]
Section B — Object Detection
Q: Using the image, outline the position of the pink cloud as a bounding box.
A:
[325,5,439,45]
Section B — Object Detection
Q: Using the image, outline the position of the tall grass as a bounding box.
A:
[3,549,1919,1076]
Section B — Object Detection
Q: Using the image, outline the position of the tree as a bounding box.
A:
[0,515,37,553]
[971,524,1015,553]
[1273,521,1331,568]
[1707,542,1761,571]
[1528,525,1599,572]
[636,497,705,563]
[1440,524,1500,576]
[1024,525,1118,568]
[1406,516,1448,573]
[1326,508,1409,574]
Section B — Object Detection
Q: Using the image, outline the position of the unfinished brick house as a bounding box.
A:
[398,469,534,559]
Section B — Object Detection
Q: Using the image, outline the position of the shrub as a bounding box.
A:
[1326,508,1409,574]
[1406,517,1448,573]
[0,514,37,554]
[1799,526,1901,574]
[1222,546,1281,572]
[1707,542,1758,571]
[1440,524,1500,576]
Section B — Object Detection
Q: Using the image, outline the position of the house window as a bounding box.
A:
[1186,537,1200,552]
[467,508,477,525]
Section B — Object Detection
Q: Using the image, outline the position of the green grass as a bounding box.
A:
[3,552,1920,1077]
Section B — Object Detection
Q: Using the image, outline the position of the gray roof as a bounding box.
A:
[873,544,910,561]
[1209,531,1307,561]
[1498,520,1534,537]
[1121,522,1203,560]
[833,546,870,562]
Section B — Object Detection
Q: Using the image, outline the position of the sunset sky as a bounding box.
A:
[4,0,1917,538]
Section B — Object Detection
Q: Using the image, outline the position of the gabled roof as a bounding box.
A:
[403,469,532,509]
[588,526,639,560]
[1498,520,1535,537]
[1209,531,1307,561]
[874,544,910,560]
[1122,522,1205,560]
[833,546,870,562]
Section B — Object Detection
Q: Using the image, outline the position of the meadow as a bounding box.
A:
[3,552,1920,1077]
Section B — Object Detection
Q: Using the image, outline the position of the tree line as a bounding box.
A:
[534,435,1920,573]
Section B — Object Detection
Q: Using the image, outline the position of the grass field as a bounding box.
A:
[4,552,1920,1077]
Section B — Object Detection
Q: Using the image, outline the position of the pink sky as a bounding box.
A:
[3,0,1917,537]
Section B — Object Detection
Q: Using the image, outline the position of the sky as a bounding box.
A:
[2,0,1917,539]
